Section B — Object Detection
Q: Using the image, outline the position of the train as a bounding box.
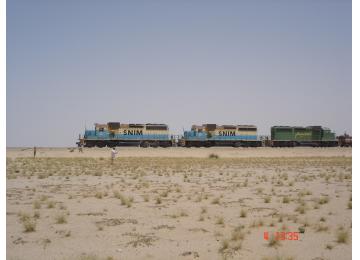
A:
[77,122,348,148]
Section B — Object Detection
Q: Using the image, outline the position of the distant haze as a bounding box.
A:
[7,0,352,147]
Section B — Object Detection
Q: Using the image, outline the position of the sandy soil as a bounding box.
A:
[6,147,352,159]
[6,148,352,260]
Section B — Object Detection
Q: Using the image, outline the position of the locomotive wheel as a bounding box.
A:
[140,142,150,148]
[107,142,116,148]
[233,142,241,148]
[151,142,159,148]
[96,142,105,148]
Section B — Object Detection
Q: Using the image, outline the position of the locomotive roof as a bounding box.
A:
[192,124,257,129]
[95,123,107,127]
[272,126,303,128]
[237,125,257,128]
[272,126,328,130]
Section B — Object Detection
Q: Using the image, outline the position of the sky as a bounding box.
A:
[7,0,352,147]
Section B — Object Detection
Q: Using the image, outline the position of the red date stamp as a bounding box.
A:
[263,231,300,241]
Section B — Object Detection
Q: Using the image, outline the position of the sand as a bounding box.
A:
[6,147,352,159]
[6,148,352,260]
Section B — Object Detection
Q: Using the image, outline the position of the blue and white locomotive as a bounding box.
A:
[180,124,262,147]
[78,122,173,148]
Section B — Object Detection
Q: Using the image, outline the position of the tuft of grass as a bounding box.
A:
[336,230,349,244]
[326,244,333,250]
[47,201,55,209]
[211,197,220,205]
[218,239,229,253]
[231,227,245,241]
[201,207,207,214]
[55,214,67,224]
[348,201,352,209]
[179,210,188,217]
[113,190,121,199]
[114,191,132,207]
[268,234,280,247]
[156,197,162,204]
[23,219,36,232]
[319,196,329,205]
[240,209,247,218]
[18,212,31,223]
[95,191,103,199]
[282,197,290,204]
[208,153,219,159]
[295,205,306,214]
[264,196,271,203]
[33,211,40,219]
[161,190,169,198]
[313,201,320,209]
[216,216,224,225]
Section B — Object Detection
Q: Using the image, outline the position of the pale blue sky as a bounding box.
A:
[7,0,351,147]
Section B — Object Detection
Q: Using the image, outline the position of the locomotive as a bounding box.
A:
[179,124,262,147]
[77,122,343,148]
[78,122,173,148]
[270,126,338,147]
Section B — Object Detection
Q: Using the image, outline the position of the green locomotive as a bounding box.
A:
[271,126,337,147]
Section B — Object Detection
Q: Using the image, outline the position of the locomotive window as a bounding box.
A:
[99,128,104,132]
[108,122,120,129]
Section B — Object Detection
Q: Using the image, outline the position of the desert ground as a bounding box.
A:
[7,147,352,260]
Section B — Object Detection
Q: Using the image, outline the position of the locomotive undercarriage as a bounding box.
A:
[182,140,262,148]
[83,140,172,148]
[271,141,338,147]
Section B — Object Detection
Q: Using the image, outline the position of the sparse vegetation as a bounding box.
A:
[95,191,103,199]
[208,153,219,159]
[211,197,220,205]
[47,201,55,209]
[23,219,36,232]
[156,197,162,204]
[336,229,349,244]
[6,155,352,259]
[55,214,67,224]
[268,234,280,247]
[216,216,224,225]
[240,209,247,218]
[282,196,290,204]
